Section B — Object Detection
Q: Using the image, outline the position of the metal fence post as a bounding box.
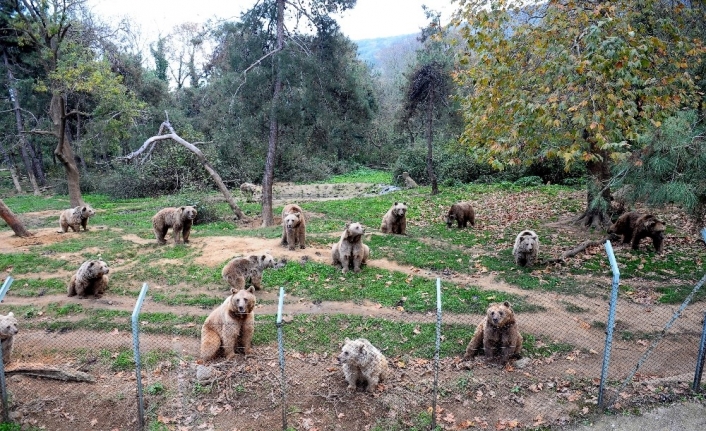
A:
[598,241,620,408]
[430,278,442,431]
[692,228,706,392]
[276,287,287,431]
[132,283,149,431]
[0,276,14,422]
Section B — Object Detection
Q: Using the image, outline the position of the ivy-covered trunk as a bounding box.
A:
[577,149,613,229]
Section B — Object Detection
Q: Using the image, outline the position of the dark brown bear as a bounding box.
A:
[463,301,523,365]
[446,202,475,228]
[608,211,665,253]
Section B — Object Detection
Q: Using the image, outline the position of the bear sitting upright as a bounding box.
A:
[281,204,306,250]
[463,301,523,365]
[331,222,370,273]
[512,230,539,267]
[608,211,665,253]
[201,287,256,362]
[380,202,408,235]
[338,337,389,392]
[152,206,197,245]
[67,260,110,299]
[446,202,475,228]
[0,312,18,365]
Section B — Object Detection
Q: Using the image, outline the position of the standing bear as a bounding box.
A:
[201,287,256,362]
[281,204,306,250]
[221,253,276,291]
[608,211,665,253]
[446,202,475,228]
[67,260,110,299]
[0,312,18,365]
[463,301,523,365]
[152,206,197,245]
[59,205,96,232]
[380,202,408,235]
[331,222,370,274]
[513,230,539,267]
[338,337,389,392]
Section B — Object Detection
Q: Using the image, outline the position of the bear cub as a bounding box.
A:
[59,205,96,233]
[513,230,539,267]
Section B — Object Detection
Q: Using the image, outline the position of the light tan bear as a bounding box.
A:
[281,203,306,250]
[331,222,370,274]
[201,287,256,362]
[338,337,389,392]
[240,182,257,203]
[512,230,539,267]
[446,202,475,228]
[463,301,523,365]
[380,202,407,235]
[221,253,276,291]
[608,212,665,253]
[152,206,197,245]
[0,312,18,365]
[59,205,95,232]
[67,260,110,299]
[401,172,418,188]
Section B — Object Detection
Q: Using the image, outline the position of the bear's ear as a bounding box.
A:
[394,202,398,206]
[179,206,185,211]
[503,301,511,307]
[358,344,366,353]
[230,287,238,295]
[247,286,255,294]
[7,312,13,318]
[81,206,87,211]
[345,222,350,228]
[344,337,351,343]
[403,202,407,205]
[88,261,95,267]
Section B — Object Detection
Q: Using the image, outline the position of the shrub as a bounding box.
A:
[514,176,543,187]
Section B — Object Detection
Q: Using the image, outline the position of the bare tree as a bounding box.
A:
[0,199,32,238]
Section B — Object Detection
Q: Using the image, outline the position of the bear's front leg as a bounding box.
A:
[341,254,351,274]
[222,325,239,360]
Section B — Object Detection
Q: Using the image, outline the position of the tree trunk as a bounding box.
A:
[426,89,438,195]
[0,199,32,237]
[50,94,83,207]
[0,141,22,193]
[261,0,285,227]
[576,141,612,229]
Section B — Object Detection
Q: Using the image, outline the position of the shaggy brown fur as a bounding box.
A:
[152,206,197,245]
[0,312,18,365]
[59,205,95,232]
[446,202,475,228]
[380,202,408,235]
[222,253,275,291]
[402,172,418,188]
[281,204,306,250]
[608,211,665,253]
[512,230,539,267]
[200,287,256,362]
[331,222,370,273]
[240,182,257,203]
[463,301,523,365]
[67,260,110,299]
[338,338,389,392]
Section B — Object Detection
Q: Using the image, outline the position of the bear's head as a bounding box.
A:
[445,209,457,228]
[83,260,110,278]
[486,301,515,327]
[392,202,407,218]
[343,222,365,240]
[80,206,95,219]
[337,337,368,365]
[230,286,256,315]
[179,206,198,222]
[284,212,301,230]
[257,253,275,269]
[516,231,537,253]
[642,215,666,233]
[0,312,18,339]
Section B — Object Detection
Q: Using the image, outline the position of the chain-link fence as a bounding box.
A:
[2,244,706,430]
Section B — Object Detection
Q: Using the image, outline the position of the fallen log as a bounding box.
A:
[4,364,95,382]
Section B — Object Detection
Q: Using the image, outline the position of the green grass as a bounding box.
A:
[320,167,391,184]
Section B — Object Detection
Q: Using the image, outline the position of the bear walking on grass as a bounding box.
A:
[201,287,256,362]
[67,260,110,299]
[463,301,523,365]
[221,253,276,291]
[380,202,408,235]
[59,205,95,233]
[331,222,370,274]
[513,230,539,267]
[446,202,475,228]
[338,337,389,392]
[281,204,306,250]
[240,182,257,203]
[0,312,18,365]
[152,206,197,245]
[608,211,665,253]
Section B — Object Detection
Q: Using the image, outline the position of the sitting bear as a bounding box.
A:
[608,211,665,253]
[463,301,523,365]
[332,222,370,274]
[338,337,389,392]
[59,205,96,233]
[0,312,18,365]
[401,171,418,188]
[240,182,257,203]
[380,202,408,235]
[152,206,197,245]
[281,204,306,250]
[446,202,475,228]
[201,287,256,362]
[513,230,539,267]
[222,253,276,291]
[67,260,110,299]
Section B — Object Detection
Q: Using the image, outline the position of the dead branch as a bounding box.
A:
[5,363,95,382]
[542,238,609,265]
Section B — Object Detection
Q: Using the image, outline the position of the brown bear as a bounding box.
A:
[446,202,475,228]
[67,260,110,299]
[338,337,389,392]
[380,202,408,235]
[152,206,197,245]
[59,205,95,232]
[463,301,523,365]
[200,287,256,362]
[0,312,18,365]
[221,253,276,291]
[281,204,306,250]
[240,182,257,203]
[512,230,539,267]
[401,172,418,188]
[608,211,665,253]
[331,222,370,274]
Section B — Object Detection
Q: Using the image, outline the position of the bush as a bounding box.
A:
[513,176,543,187]
[167,188,222,225]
